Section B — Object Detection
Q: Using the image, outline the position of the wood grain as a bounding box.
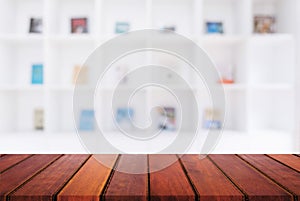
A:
[149,155,195,201]
[268,155,300,172]
[239,155,300,199]
[57,155,118,201]
[0,154,61,201]
[180,155,244,201]
[104,155,148,201]
[0,154,32,173]
[210,154,293,201]
[8,154,90,201]
[1,154,299,201]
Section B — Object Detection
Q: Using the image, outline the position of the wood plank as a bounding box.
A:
[180,155,244,201]
[268,155,300,172]
[57,155,118,201]
[149,155,195,201]
[8,154,90,201]
[209,155,293,201]
[239,154,300,199]
[0,154,32,173]
[0,155,61,201]
[104,155,148,201]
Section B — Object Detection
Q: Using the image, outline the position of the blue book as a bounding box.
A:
[79,109,95,131]
[206,22,224,34]
[31,64,43,84]
[116,107,134,123]
[115,22,130,34]
[204,120,221,130]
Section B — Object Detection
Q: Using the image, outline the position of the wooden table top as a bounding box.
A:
[0,154,299,201]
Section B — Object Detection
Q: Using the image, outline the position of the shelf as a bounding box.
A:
[0,91,45,133]
[0,0,297,150]
[250,34,294,42]
[48,85,75,91]
[202,0,250,35]
[249,84,294,91]
[0,34,44,44]
[247,129,293,136]
[47,91,75,132]
[222,84,247,91]
[47,42,94,86]
[101,0,147,35]
[0,129,293,139]
[95,84,296,92]
[48,0,96,35]
[0,0,44,35]
[199,35,245,45]
[248,90,294,131]
[0,42,44,86]
[0,85,45,92]
[152,0,194,35]
[48,35,96,43]
[252,0,296,34]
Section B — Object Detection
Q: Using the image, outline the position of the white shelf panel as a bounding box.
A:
[0,34,44,43]
[0,85,45,91]
[48,35,96,43]
[48,85,75,92]
[249,84,294,91]
[250,34,294,42]
[222,84,247,91]
[199,35,245,45]
[0,129,296,153]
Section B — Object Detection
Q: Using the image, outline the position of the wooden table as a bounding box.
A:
[0,154,299,201]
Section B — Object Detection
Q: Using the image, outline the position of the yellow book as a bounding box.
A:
[72,65,88,84]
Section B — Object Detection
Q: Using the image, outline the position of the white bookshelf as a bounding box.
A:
[0,0,298,152]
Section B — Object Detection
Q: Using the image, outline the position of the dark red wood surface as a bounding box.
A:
[149,155,195,201]
[268,154,300,172]
[180,154,244,201]
[8,155,90,201]
[239,154,300,200]
[0,154,60,201]
[104,155,148,201]
[0,154,32,173]
[57,155,118,201]
[209,154,293,201]
[0,154,299,201]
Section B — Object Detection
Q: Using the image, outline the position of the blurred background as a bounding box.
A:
[0,0,299,153]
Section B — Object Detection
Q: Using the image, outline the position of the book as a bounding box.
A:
[79,109,95,131]
[157,107,176,131]
[203,108,222,130]
[115,22,130,34]
[206,21,224,34]
[115,107,134,130]
[254,15,276,34]
[161,25,176,32]
[34,109,44,130]
[72,65,88,84]
[29,18,43,33]
[71,18,88,34]
[218,64,234,84]
[31,64,43,84]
